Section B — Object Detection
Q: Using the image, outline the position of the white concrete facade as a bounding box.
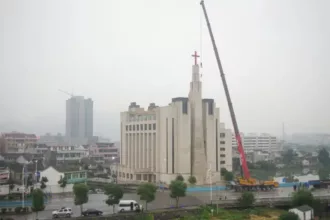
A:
[232,133,280,154]
[119,58,232,185]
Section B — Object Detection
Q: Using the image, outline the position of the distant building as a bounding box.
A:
[37,133,65,146]
[232,133,280,154]
[1,132,38,153]
[49,145,88,164]
[89,142,119,163]
[65,96,93,145]
[119,53,232,184]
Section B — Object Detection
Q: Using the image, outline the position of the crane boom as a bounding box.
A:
[200,0,250,179]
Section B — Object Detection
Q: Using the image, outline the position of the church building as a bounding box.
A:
[118,52,232,185]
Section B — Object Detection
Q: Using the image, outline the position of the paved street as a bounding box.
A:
[6,187,330,220]
[7,191,203,220]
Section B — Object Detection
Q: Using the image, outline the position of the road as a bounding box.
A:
[8,191,203,220]
[7,188,330,220]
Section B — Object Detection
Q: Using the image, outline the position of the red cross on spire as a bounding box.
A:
[191,51,200,65]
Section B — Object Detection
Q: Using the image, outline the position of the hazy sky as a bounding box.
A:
[1,0,329,140]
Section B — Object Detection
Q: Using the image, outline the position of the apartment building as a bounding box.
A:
[232,133,280,154]
[89,142,119,163]
[1,132,38,153]
[49,145,88,164]
[119,53,232,185]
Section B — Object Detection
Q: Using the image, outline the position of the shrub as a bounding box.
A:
[1,208,6,213]
[14,207,22,213]
[8,208,12,212]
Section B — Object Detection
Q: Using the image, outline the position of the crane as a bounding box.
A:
[58,89,75,97]
[200,0,278,191]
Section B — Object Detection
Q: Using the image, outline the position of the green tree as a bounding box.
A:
[224,171,234,181]
[73,183,89,215]
[169,180,187,208]
[137,183,157,210]
[256,161,276,171]
[283,149,295,164]
[237,191,255,207]
[318,167,330,180]
[31,188,45,220]
[40,177,48,190]
[220,168,228,176]
[292,189,314,207]
[58,176,67,195]
[279,212,299,220]
[176,174,184,182]
[8,178,15,193]
[104,183,124,213]
[188,176,197,185]
[318,148,330,166]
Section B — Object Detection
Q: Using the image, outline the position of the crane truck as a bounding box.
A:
[200,0,279,192]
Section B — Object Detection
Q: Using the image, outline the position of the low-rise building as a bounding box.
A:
[1,132,38,153]
[89,142,119,163]
[37,166,87,194]
[232,133,280,153]
[49,145,88,164]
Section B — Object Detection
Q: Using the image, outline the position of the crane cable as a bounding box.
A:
[199,5,203,78]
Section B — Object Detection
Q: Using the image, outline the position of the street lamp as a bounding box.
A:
[22,161,33,208]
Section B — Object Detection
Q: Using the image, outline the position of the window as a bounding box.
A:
[220,161,225,164]
[148,124,151,130]
[220,133,225,138]
[126,125,128,131]
[144,124,147,130]
[153,123,156,130]
[220,154,225,157]
[137,125,139,131]
[220,141,225,144]
[133,125,135,131]
[129,125,132,131]
[220,148,225,151]
[140,124,143,130]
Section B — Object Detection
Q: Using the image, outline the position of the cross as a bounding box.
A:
[191,51,200,65]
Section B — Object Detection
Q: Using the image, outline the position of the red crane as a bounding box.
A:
[200,0,250,179]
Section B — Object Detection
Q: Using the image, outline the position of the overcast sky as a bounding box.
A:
[1,0,329,141]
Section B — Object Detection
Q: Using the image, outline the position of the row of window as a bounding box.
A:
[126,124,156,131]
[127,114,156,122]
[99,149,118,153]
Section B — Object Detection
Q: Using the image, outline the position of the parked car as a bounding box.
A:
[82,209,103,216]
[52,207,73,218]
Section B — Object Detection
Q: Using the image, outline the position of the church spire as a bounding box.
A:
[191,51,201,83]
[191,51,200,66]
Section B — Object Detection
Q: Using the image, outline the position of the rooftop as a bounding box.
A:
[2,132,37,139]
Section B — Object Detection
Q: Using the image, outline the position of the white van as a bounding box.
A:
[117,200,142,213]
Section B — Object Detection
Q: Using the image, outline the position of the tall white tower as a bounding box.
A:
[188,51,207,184]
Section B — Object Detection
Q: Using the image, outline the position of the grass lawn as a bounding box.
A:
[211,207,286,220]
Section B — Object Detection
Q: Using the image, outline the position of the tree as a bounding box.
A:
[256,161,276,171]
[137,183,157,210]
[176,175,184,182]
[220,168,228,176]
[224,171,234,181]
[104,183,124,213]
[283,149,295,164]
[318,167,330,180]
[237,191,255,207]
[7,178,15,193]
[31,188,45,220]
[292,189,314,207]
[73,183,89,215]
[58,176,67,195]
[279,212,299,220]
[40,177,48,190]
[318,148,330,166]
[169,180,187,208]
[188,176,197,185]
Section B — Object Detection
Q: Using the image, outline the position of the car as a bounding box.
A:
[52,207,73,218]
[82,209,103,216]
[117,200,143,213]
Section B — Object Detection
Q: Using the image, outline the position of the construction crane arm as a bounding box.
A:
[200,0,250,179]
